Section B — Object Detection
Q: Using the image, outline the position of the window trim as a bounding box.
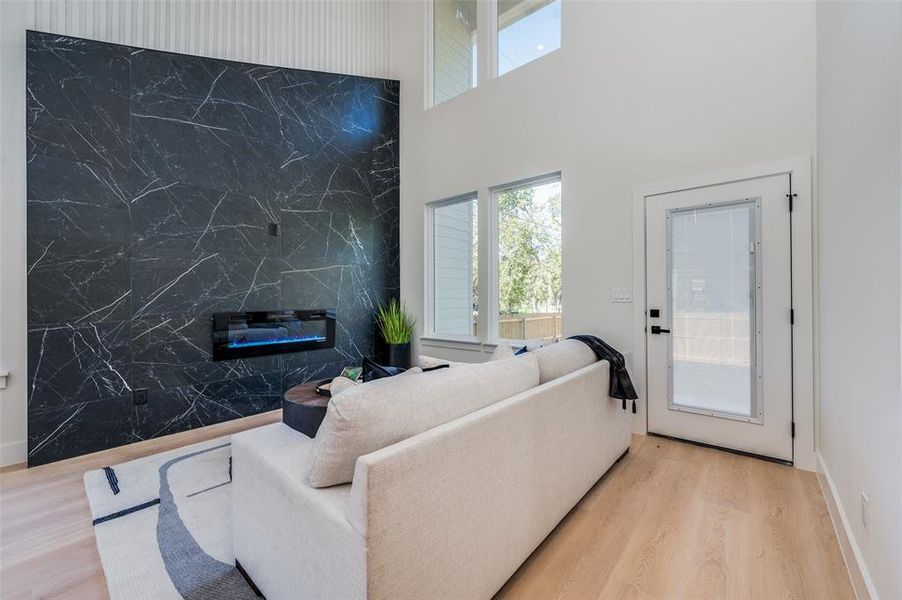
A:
[489,171,562,344]
[424,193,481,343]
[485,0,499,84]
[425,0,434,109]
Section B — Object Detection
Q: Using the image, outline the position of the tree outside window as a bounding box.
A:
[496,179,562,341]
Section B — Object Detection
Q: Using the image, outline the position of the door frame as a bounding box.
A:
[632,157,815,470]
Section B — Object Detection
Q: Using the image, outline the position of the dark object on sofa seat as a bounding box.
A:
[568,334,638,413]
[362,357,407,382]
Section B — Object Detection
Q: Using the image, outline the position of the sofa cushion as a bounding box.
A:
[530,339,598,384]
[307,354,540,488]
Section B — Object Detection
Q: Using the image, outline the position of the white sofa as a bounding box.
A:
[231,340,632,599]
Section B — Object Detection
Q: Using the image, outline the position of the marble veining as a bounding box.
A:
[26,31,400,466]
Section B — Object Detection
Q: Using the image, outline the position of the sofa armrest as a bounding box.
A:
[232,423,366,599]
[348,361,630,600]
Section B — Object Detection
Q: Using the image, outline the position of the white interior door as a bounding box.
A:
[645,174,793,461]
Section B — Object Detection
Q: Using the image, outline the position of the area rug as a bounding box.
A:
[83,436,257,600]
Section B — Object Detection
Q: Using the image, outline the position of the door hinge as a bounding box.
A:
[790,308,795,325]
[791,422,796,438]
[787,192,797,212]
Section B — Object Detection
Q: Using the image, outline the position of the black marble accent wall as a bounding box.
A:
[25,32,400,466]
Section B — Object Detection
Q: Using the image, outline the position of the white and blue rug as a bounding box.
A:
[84,437,257,600]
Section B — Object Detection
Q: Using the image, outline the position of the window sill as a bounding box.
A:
[420,336,494,352]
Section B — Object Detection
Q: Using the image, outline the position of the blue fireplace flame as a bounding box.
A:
[227,335,327,349]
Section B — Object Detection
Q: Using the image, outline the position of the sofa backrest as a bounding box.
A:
[346,360,630,599]
[529,339,598,384]
[307,354,540,488]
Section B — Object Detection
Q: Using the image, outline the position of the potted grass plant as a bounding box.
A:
[375,298,416,368]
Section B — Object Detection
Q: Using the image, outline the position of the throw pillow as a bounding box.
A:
[329,376,359,397]
[418,355,458,369]
[489,343,515,361]
[308,354,540,487]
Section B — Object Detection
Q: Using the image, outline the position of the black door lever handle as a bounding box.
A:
[650,326,671,334]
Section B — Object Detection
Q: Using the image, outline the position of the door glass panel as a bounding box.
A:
[668,201,757,418]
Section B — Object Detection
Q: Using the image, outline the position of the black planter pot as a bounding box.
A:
[385,343,411,369]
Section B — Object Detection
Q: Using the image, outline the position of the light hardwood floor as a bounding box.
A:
[497,435,854,599]
[1,416,853,599]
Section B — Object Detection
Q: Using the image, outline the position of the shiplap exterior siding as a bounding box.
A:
[433,0,474,104]
[26,0,392,79]
[433,201,474,336]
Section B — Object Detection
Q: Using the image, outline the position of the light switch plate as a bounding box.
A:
[612,288,632,303]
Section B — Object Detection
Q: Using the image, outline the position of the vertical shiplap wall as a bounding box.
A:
[26,0,393,78]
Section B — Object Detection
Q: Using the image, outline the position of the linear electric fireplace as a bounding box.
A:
[212,309,336,360]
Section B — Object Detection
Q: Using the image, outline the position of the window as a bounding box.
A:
[494,175,562,341]
[430,0,562,106]
[426,176,561,345]
[497,0,561,76]
[429,195,478,338]
[432,0,478,105]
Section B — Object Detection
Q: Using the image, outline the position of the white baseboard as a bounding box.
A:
[815,452,878,600]
[0,439,26,468]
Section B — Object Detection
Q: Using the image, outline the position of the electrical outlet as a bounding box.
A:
[612,287,632,303]
[860,492,869,531]
[133,388,148,406]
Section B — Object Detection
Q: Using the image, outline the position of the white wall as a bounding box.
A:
[0,1,28,467]
[392,1,817,414]
[816,3,902,598]
[0,0,395,467]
